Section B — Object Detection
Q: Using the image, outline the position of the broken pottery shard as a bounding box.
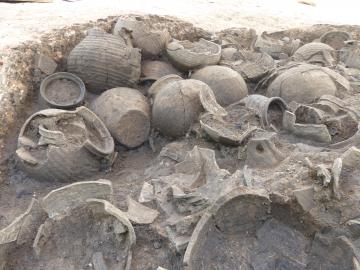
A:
[316,164,332,187]
[254,32,300,59]
[138,182,155,203]
[354,257,360,270]
[293,186,315,212]
[331,158,342,200]
[220,49,275,82]
[184,188,272,269]
[293,42,336,66]
[159,141,188,162]
[30,199,135,270]
[113,18,170,58]
[283,110,332,143]
[152,79,225,138]
[87,199,136,270]
[243,165,253,187]
[16,106,115,182]
[191,65,248,107]
[125,196,159,224]
[67,31,141,93]
[341,146,360,170]
[33,219,52,256]
[34,54,57,75]
[246,132,285,168]
[41,179,113,219]
[320,31,351,50]
[166,38,221,71]
[340,40,360,69]
[346,218,360,238]
[200,100,260,146]
[92,87,151,148]
[0,199,44,245]
[92,252,108,270]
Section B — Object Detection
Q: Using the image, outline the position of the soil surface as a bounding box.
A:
[1,0,360,49]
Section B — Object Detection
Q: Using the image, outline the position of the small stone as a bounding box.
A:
[126,196,159,224]
[331,158,342,200]
[341,146,360,170]
[138,182,154,203]
[293,186,315,212]
[153,239,162,249]
[34,54,57,75]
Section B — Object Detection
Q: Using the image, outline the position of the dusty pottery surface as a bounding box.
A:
[191,65,248,107]
[92,87,151,148]
[3,14,360,270]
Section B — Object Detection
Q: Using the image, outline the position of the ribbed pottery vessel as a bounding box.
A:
[67,31,141,94]
[293,42,335,66]
[320,31,351,50]
[16,106,114,182]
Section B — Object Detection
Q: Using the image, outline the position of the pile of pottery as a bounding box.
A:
[5,16,360,270]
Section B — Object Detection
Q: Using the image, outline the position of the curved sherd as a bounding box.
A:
[41,179,113,219]
[293,42,336,66]
[16,107,115,182]
[320,31,351,50]
[166,39,221,71]
[113,18,170,58]
[2,199,136,270]
[184,188,271,269]
[92,87,151,148]
[183,188,330,270]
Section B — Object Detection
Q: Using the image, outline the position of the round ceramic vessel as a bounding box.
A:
[40,72,86,109]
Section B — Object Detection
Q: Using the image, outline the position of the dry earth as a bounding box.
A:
[1,0,360,49]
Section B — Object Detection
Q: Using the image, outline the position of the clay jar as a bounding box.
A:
[67,30,141,94]
[152,79,212,137]
[293,42,336,66]
[191,65,248,107]
[92,87,151,148]
[16,107,115,182]
[113,18,170,58]
[267,64,349,104]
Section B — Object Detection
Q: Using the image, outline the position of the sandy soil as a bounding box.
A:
[1,0,360,49]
